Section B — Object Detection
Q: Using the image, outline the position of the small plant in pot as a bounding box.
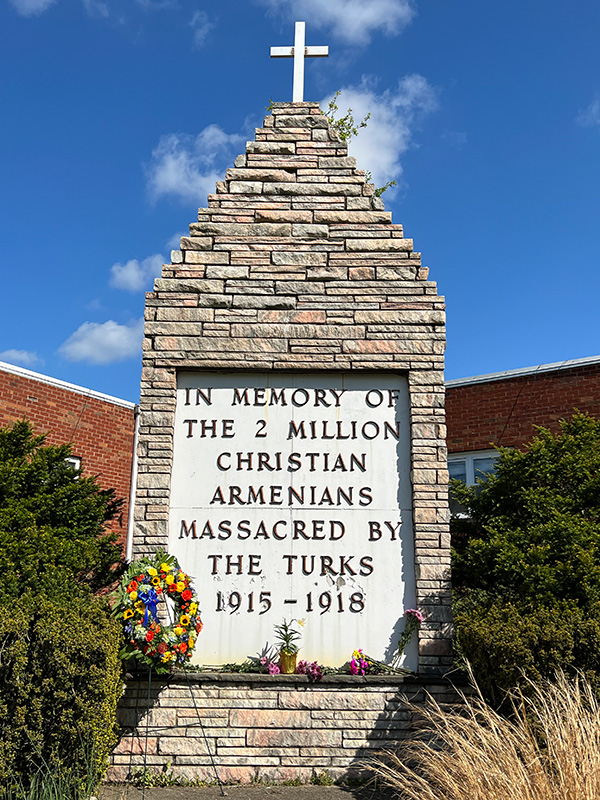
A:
[274,618,302,673]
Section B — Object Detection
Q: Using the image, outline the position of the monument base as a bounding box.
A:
[110,672,463,785]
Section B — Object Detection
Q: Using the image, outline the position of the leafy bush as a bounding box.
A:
[0,421,124,601]
[452,414,600,703]
[0,594,122,795]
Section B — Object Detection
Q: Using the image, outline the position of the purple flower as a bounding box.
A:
[296,660,323,681]
[259,656,268,666]
[268,661,281,675]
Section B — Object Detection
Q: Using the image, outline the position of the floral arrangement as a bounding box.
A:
[392,608,424,668]
[296,659,323,682]
[350,608,424,675]
[350,649,371,676]
[112,550,202,674]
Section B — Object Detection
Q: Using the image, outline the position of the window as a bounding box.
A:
[64,456,81,471]
[448,449,498,515]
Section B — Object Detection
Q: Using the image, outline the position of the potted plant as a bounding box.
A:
[274,619,301,673]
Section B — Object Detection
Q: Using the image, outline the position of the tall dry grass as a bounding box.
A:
[369,673,600,800]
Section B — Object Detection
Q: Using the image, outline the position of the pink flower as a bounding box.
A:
[268,662,281,675]
[406,608,424,623]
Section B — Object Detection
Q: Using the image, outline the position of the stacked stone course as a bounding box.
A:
[124,101,451,782]
[112,673,460,784]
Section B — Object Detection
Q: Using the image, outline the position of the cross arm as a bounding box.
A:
[305,46,329,57]
[270,47,294,58]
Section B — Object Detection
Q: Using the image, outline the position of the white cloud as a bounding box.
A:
[59,319,144,365]
[110,253,164,292]
[442,130,467,148]
[146,124,244,204]
[166,231,186,249]
[135,0,177,8]
[322,75,438,191]
[0,349,43,368]
[259,0,415,45]
[190,9,214,48]
[8,0,56,16]
[576,95,600,128]
[8,0,111,16]
[82,0,109,16]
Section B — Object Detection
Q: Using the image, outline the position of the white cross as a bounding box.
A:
[270,21,329,103]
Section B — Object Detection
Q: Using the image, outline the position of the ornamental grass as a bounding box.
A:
[368,672,600,800]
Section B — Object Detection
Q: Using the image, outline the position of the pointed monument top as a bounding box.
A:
[270,21,329,103]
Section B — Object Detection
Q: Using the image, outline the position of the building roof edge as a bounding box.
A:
[446,354,600,389]
[0,360,137,410]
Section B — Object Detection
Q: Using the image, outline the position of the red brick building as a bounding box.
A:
[0,359,138,551]
[446,354,600,487]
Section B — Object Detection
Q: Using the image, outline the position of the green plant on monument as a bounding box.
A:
[274,618,302,673]
[324,90,397,197]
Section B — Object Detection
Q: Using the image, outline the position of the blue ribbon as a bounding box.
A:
[138,588,160,627]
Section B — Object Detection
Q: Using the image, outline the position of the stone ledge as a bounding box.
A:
[127,670,464,688]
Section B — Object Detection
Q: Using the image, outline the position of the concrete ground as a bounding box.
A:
[99,784,397,800]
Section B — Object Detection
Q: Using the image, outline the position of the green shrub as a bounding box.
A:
[0,421,124,601]
[452,414,600,704]
[0,594,122,795]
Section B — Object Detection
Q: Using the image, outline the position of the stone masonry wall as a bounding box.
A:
[111,673,460,785]
[133,101,451,672]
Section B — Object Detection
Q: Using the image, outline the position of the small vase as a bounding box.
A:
[279,650,297,674]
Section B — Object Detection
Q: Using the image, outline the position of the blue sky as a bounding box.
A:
[1,0,599,403]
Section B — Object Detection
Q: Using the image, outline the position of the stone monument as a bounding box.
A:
[132,101,451,673]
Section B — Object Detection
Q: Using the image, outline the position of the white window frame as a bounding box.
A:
[448,449,499,487]
[64,456,81,471]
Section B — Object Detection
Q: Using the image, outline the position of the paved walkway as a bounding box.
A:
[99,784,396,800]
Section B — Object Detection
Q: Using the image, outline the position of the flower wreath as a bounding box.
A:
[112,550,203,673]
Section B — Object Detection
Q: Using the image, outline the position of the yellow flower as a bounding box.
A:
[161,652,173,663]
[177,572,185,582]
[188,637,195,649]
[297,618,307,628]
[174,626,184,636]
[176,581,185,592]
[130,591,138,601]
[148,567,158,577]
[135,601,145,613]
[160,562,171,573]
[165,575,175,585]
[151,576,161,586]
[123,609,133,619]
[180,615,190,626]
[189,602,198,614]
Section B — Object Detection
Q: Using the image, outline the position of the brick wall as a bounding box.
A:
[446,361,600,453]
[0,363,136,546]
[111,673,461,784]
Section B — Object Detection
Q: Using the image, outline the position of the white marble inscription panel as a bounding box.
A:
[168,372,416,668]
